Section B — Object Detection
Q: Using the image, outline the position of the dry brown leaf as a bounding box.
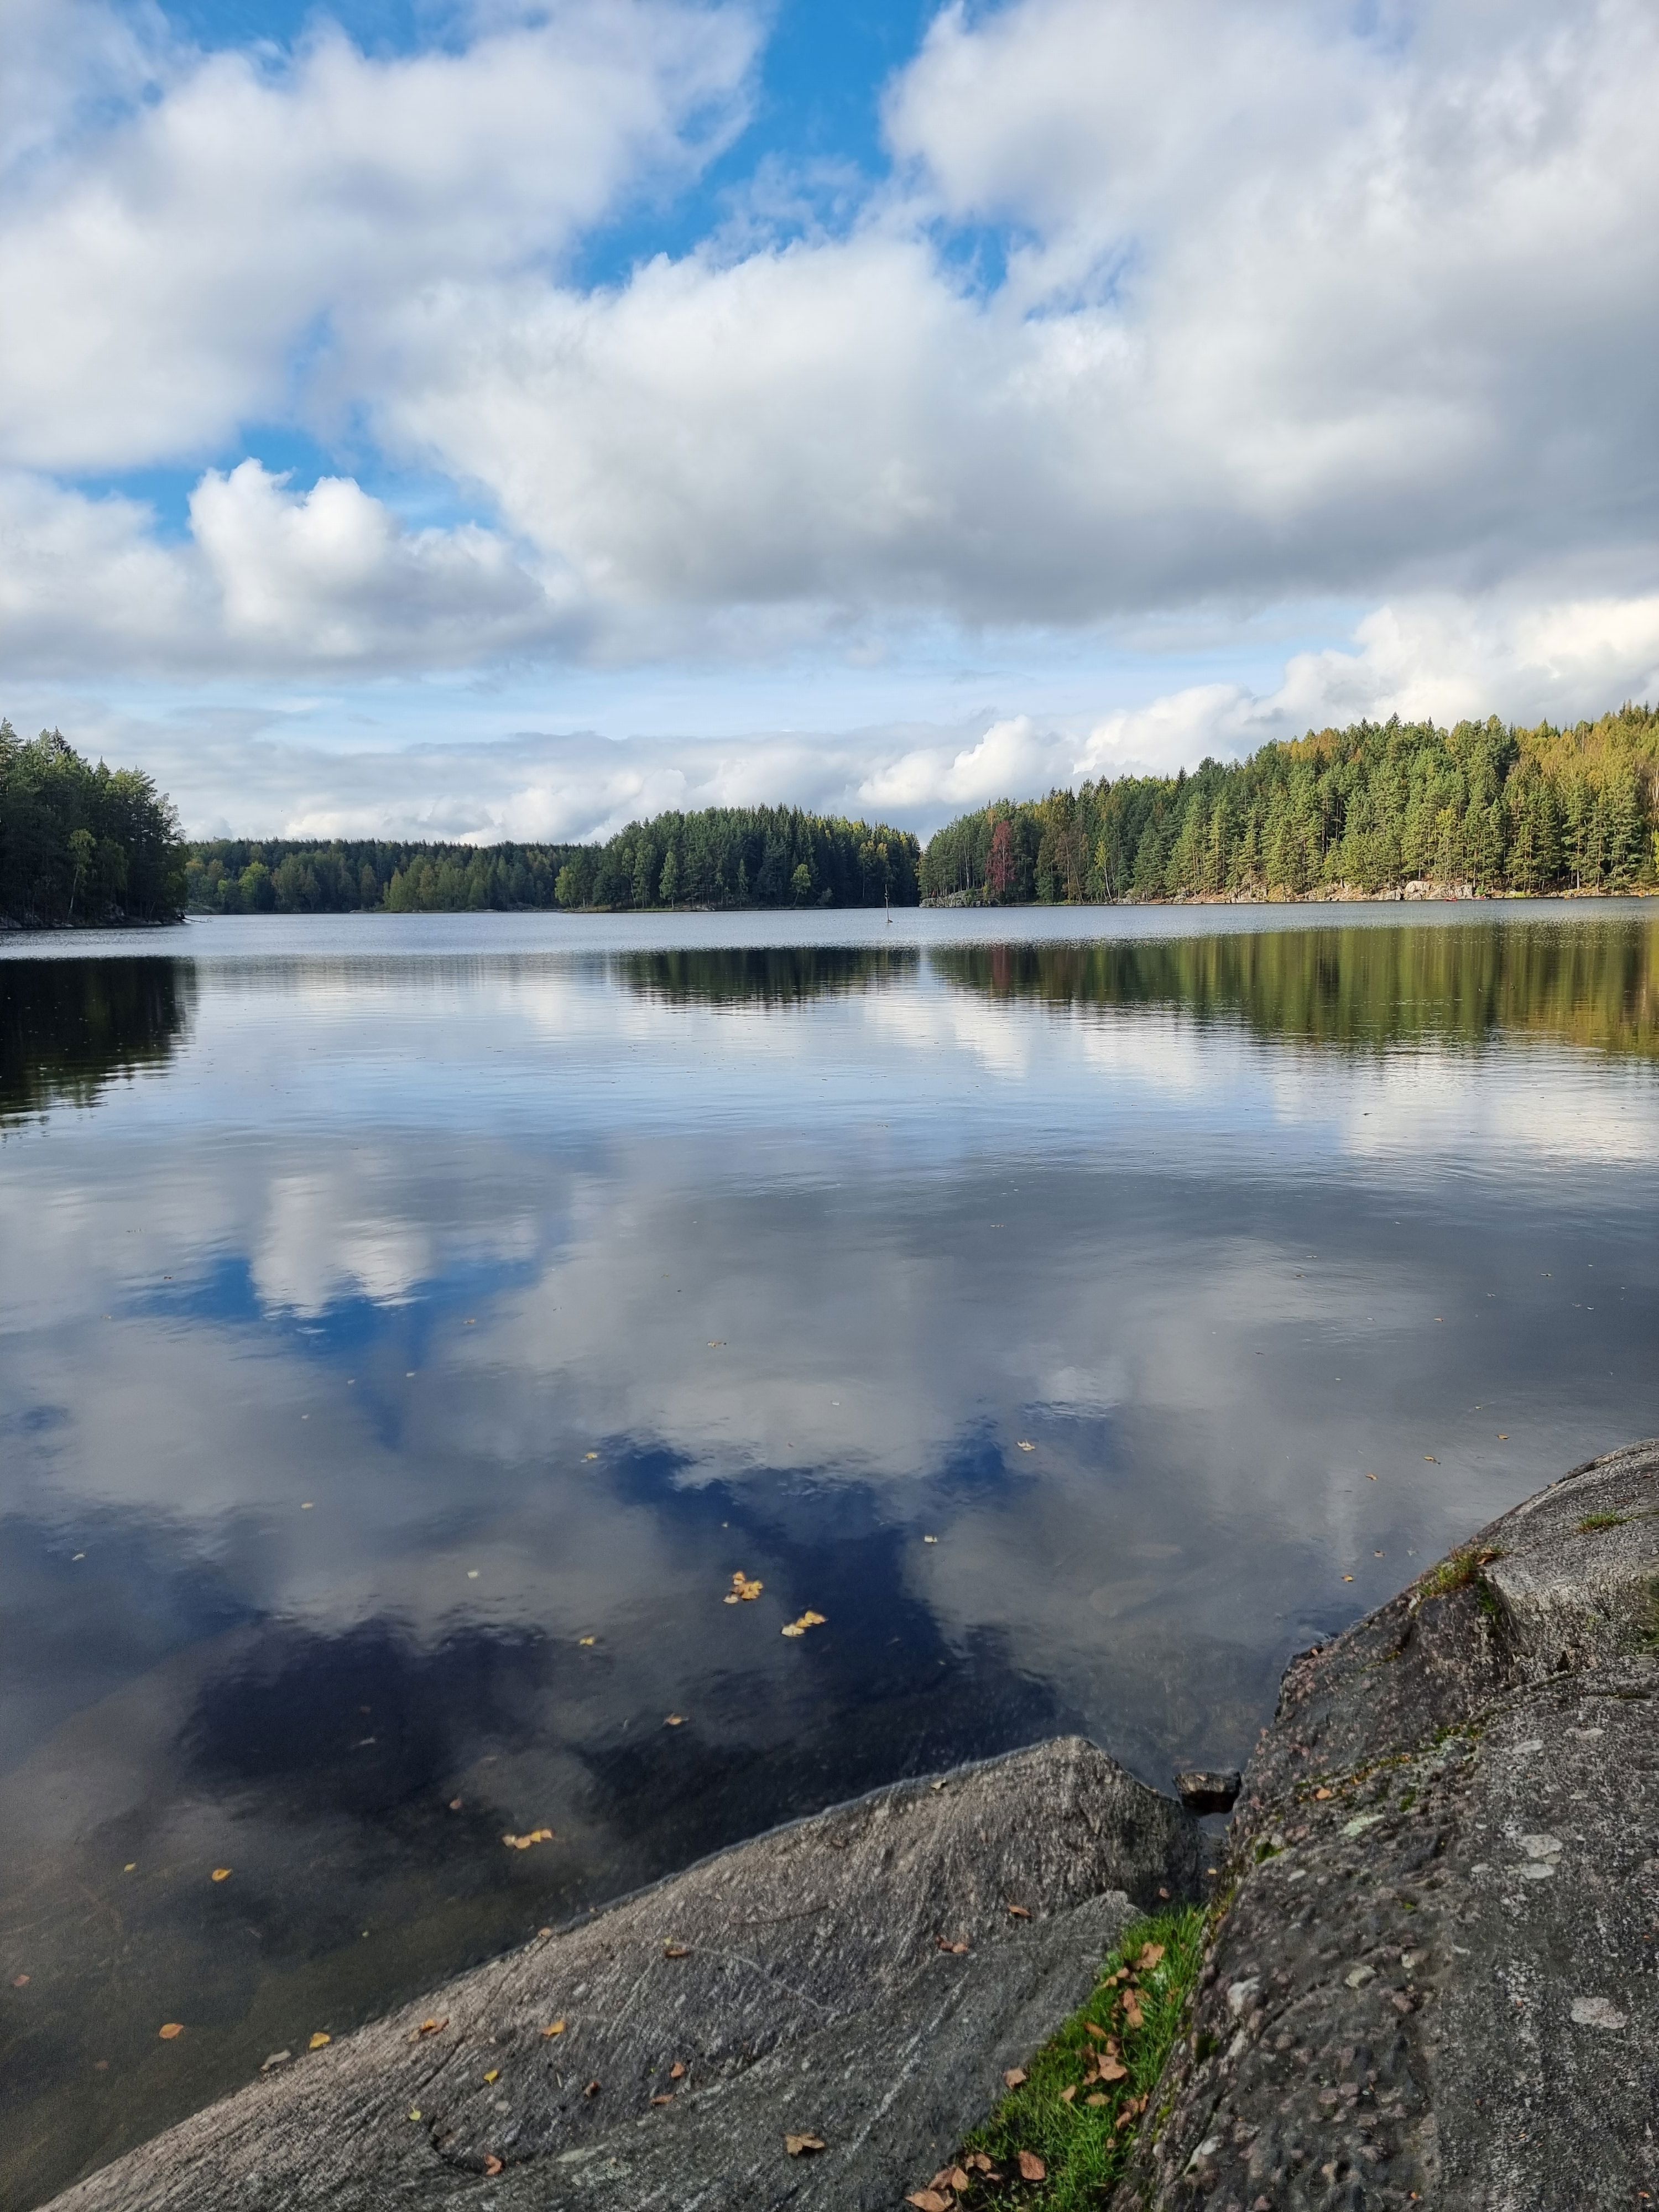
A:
[12,1974,30,1988]
[1002,2065,1026,2088]
[158,2022,184,2039]
[583,2079,601,2098]
[651,2094,674,2106]
[541,2020,567,2038]
[1018,2149,1046,2181]
[482,2154,504,2177]
[1086,2091,1109,2107]
[448,1797,463,1810]
[782,1610,827,1636]
[211,1868,232,1883]
[664,1714,685,1728]
[1137,1943,1166,1968]
[669,2061,686,2080]
[905,2193,950,2211]
[1084,2020,1108,2042]
[1313,1786,1333,1801]
[785,2132,826,2156]
[968,2153,994,2173]
[936,1935,969,1955]
[943,2167,971,2192]
[309,2032,331,2051]
[1100,2058,1129,2081]
[1060,2083,1077,2103]
[1006,1902,1031,1919]
[663,1942,691,1959]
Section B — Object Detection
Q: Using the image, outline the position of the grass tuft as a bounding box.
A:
[1418,1544,1502,1601]
[1577,1511,1626,1533]
[942,1906,1206,2209]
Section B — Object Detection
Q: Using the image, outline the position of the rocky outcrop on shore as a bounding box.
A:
[43,1442,1658,2211]
[1112,1437,1659,2211]
[45,1740,1197,2211]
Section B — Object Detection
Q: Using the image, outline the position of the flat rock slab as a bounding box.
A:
[1113,1438,1659,2212]
[48,1736,1197,2211]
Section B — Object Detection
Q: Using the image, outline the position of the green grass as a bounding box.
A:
[1577,1511,1626,1532]
[939,1906,1206,2209]
[1417,1543,1502,1601]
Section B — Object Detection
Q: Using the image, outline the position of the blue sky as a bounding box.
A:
[2,0,1657,838]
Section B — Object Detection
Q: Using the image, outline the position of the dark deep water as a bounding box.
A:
[2,902,1657,2205]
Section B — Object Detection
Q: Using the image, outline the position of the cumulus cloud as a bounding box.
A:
[0,0,758,471]
[0,463,559,675]
[0,0,1656,817]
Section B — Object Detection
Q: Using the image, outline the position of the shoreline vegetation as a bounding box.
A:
[3,705,1656,931]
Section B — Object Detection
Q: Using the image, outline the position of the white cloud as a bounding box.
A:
[0,0,758,471]
[0,0,1656,817]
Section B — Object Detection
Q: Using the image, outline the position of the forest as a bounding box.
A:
[185,806,921,913]
[0,725,185,928]
[919,705,1659,905]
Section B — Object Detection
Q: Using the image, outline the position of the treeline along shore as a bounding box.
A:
[3,705,1656,928]
[921,702,1659,905]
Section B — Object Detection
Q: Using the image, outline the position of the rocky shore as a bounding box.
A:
[44,1441,1657,2210]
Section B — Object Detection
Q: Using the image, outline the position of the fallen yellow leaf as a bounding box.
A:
[158,2022,184,2040]
[211,1868,232,1882]
[541,2020,567,2038]
[309,2032,331,2051]
[483,2069,499,2084]
[502,1828,555,1850]
[665,1713,685,1727]
[409,2109,422,2121]
[1016,1440,1035,1452]
[578,1635,596,1646]
[782,1610,826,1636]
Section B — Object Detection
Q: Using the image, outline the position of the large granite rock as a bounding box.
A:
[47,1737,1197,2211]
[1113,1438,1659,2212]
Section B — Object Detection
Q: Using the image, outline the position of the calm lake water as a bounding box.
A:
[3,901,1657,2204]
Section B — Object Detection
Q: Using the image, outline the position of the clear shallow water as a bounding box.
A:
[3,902,1657,2204]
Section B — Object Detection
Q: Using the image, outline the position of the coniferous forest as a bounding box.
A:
[6,707,1659,929]
[919,705,1659,904]
[0,725,185,927]
[184,807,921,914]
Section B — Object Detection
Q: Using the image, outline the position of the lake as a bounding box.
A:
[3,901,1657,2205]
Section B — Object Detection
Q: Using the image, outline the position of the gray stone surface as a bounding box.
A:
[46,1737,1198,2211]
[1112,1438,1659,2212]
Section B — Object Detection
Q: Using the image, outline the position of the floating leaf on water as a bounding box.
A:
[1016,1441,1035,1452]
[123,1863,136,1872]
[785,2133,826,2156]
[12,1974,30,1988]
[578,1636,596,1646]
[211,1868,232,1883]
[583,1453,598,1462]
[922,1535,938,1544]
[503,1828,555,1850]
[448,1797,463,1811]
[159,2023,184,2039]
[782,1610,825,1636]
[260,2051,291,2070]
[664,1714,685,1728]
[663,1942,691,1959]
[309,2032,331,2050]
